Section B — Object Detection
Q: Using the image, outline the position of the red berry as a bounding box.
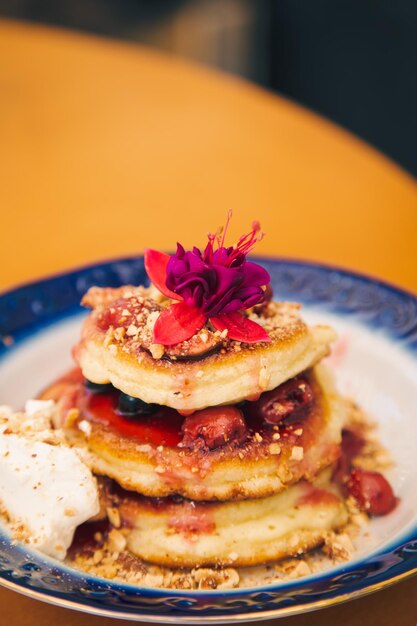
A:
[246,377,313,425]
[347,468,397,516]
[181,406,247,450]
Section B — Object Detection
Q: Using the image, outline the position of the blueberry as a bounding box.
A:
[117,393,157,417]
[85,380,113,393]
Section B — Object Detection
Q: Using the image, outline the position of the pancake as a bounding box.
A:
[75,286,336,412]
[101,472,348,567]
[44,364,346,501]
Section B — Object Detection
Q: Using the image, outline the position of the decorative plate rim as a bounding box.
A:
[1,255,417,622]
[0,569,415,624]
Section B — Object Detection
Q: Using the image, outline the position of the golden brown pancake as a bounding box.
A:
[43,364,346,501]
[75,286,336,412]
[99,472,347,568]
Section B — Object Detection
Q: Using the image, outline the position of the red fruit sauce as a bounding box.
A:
[85,391,183,447]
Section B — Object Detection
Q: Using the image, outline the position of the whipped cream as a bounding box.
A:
[0,400,99,560]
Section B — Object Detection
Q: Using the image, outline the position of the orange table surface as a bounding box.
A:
[0,18,417,626]
[1,19,417,294]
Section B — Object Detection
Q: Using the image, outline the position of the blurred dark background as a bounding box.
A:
[1,0,416,177]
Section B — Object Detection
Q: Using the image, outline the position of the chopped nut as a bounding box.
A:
[350,512,369,528]
[106,507,121,529]
[323,532,354,560]
[78,420,92,437]
[149,343,164,359]
[114,327,126,341]
[269,443,281,455]
[107,529,127,554]
[280,559,311,579]
[103,328,114,347]
[147,310,160,329]
[290,446,304,461]
[272,432,281,441]
[294,428,303,436]
[192,568,239,590]
[92,549,104,565]
[64,408,80,429]
[126,324,139,337]
[254,432,263,443]
[169,573,193,589]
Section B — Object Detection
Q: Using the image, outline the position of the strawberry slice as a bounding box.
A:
[153,302,206,346]
[144,248,180,300]
[211,312,271,343]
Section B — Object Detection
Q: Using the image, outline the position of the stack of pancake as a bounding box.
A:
[45,285,349,568]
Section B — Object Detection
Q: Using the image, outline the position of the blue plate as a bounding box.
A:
[1,256,417,623]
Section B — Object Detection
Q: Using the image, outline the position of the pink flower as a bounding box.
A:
[144,214,271,346]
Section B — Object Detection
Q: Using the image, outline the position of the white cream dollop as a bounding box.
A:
[0,401,99,560]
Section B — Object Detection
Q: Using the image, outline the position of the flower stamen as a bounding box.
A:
[220,208,233,248]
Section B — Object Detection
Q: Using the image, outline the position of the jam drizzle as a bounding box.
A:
[85,391,183,447]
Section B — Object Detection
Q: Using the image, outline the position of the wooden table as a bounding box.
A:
[0,18,417,626]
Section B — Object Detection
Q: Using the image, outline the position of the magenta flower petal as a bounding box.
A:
[211,313,271,343]
[153,302,206,346]
[242,261,270,287]
[144,249,181,300]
